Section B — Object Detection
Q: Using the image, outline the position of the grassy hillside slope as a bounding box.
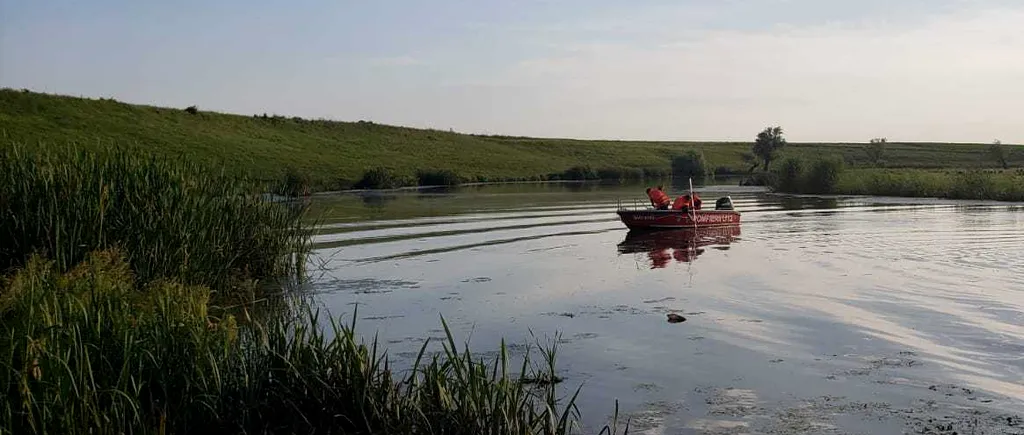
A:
[2,89,1022,189]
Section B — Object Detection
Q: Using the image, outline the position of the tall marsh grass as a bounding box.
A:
[834,169,1024,201]
[771,163,1024,202]
[0,143,314,292]
[1,251,620,434]
[0,142,628,434]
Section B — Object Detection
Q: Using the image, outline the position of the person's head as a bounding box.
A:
[657,185,663,191]
[646,187,652,194]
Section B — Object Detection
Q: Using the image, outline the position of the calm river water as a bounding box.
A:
[304,182,1023,434]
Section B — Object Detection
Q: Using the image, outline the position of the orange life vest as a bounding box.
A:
[671,195,691,210]
[647,188,671,208]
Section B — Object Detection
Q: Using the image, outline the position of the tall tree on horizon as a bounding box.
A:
[988,140,1009,169]
[753,126,787,171]
[866,137,887,166]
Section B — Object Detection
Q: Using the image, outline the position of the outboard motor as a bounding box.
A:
[715,196,734,210]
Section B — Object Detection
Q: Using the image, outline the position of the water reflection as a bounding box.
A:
[777,196,840,210]
[617,226,741,268]
[310,186,1024,432]
[360,193,399,208]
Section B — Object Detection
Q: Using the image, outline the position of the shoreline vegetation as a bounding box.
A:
[0,144,626,434]
[1,88,1021,433]
[763,154,1024,203]
[2,88,1022,202]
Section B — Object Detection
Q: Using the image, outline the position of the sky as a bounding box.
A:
[2,0,1023,142]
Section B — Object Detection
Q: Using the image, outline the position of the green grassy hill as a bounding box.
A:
[2,88,1021,190]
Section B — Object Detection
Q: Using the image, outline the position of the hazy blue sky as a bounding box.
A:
[2,0,1023,142]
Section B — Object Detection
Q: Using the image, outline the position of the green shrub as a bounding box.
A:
[330,177,355,191]
[771,157,847,194]
[740,172,776,186]
[355,167,410,189]
[561,165,599,180]
[0,143,313,292]
[640,166,670,179]
[806,157,845,194]
[671,149,711,181]
[416,169,463,186]
[774,157,806,193]
[276,167,311,197]
[713,166,736,177]
[596,167,644,181]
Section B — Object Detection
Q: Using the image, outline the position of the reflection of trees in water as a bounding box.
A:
[669,177,714,192]
[361,194,399,209]
[563,182,601,193]
[414,187,460,202]
[778,196,839,210]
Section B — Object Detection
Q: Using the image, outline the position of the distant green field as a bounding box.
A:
[2,88,1022,190]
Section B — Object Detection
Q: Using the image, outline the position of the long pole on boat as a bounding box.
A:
[686,177,697,284]
[688,177,697,232]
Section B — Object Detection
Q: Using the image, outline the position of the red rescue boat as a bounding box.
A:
[617,192,740,231]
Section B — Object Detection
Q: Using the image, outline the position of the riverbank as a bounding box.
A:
[769,161,1024,202]
[0,145,621,434]
[4,89,1022,193]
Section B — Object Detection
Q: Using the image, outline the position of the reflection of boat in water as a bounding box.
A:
[617,225,741,268]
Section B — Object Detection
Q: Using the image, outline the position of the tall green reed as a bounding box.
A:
[833,169,1024,201]
[0,142,314,295]
[2,251,626,435]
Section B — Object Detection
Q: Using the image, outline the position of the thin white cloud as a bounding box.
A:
[447,5,1024,142]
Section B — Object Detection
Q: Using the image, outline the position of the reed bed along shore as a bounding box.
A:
[833,168,1024,202]
[2,251,619,435]
[0,144,625,434]
[0,142,314,296]
[768,156,1024,202]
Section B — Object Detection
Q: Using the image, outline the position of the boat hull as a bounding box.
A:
[617,209,740,230]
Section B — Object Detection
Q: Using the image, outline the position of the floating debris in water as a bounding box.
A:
[520,374,563,385]
[667,313,686,323]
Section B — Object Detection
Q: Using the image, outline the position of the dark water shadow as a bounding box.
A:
[413,186,462,197]
[777,196,840,210]
[360,193,400,208]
